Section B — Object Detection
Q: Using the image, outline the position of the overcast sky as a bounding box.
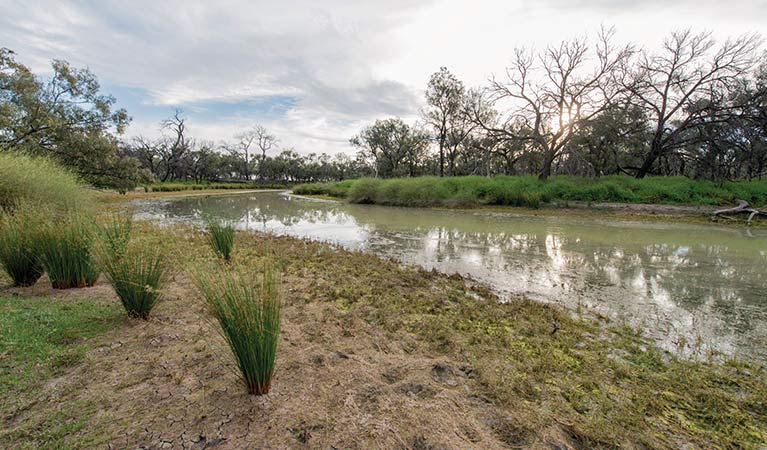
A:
[1,0,764,155]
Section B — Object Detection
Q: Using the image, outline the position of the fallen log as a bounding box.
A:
[712,199,766,224]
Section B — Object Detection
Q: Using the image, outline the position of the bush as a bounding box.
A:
[100,241,167,319]
[193,264,282,395]
[0,203,45,286]
[0,152,90,211]
[206,221,235,261]
[346,178,382,204]
[38,213,100,289]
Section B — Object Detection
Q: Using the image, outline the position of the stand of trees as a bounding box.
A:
[2,28,765,190]
[359,29,766,181]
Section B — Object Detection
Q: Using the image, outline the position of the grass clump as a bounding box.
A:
[38,213,100,289]
[193,264,282,395]
[100,242,167,319]
[206,220,235,261]
[0,203,45,286]
[97,215,168,319]
[296,175,767,209]
[0,152,90,211]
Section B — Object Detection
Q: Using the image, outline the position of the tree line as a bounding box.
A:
[1,28,765,190]
[355,28,766,181]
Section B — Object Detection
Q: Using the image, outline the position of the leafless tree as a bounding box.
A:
[237,125,278,180]
[158,110,192,181]
[481,27,633,180]
[622,30,761,178]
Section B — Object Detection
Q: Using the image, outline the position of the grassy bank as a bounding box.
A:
[1,223,765,449]
[294,176,767,209]
[146,181,288,193]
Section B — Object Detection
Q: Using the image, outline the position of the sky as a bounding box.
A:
[1,0,764,155]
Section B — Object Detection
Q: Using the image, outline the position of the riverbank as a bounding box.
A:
[1,222,765,449]
[293,176,767,224]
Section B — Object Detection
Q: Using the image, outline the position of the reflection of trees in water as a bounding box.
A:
[137,193,767,358]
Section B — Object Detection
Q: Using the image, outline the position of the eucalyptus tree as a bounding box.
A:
[481,28,633,180]
[424,67,465,177]
[350,118,428,178]
[621,30,761,178]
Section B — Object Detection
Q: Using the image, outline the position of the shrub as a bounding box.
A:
[0,203,45,286]
[193,264,282,395]
[38,213,100,289]
[0,152,90,211]
[100,241,167,319]
[346,178,382,204]
[206,221,235,261]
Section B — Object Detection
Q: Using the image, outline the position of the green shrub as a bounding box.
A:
[0,152,90,211]
[193,264,282,395]
[0,203,45,286]
[207,221,235,261]
[346,178,382,204]
[38,213,100,289]
[100,241,167,319]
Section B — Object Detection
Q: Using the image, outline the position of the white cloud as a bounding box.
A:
[0,0,763,155]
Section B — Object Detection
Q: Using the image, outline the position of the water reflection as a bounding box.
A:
[134,192,767,361]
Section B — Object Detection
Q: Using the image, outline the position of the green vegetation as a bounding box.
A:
[294,175,767,208]
[38,213,100,289]
[0,203,45,286]
[206,220,236,261]
[0,296,122,395]
[0,152,90,211]
[100,242,167,319]
[147,181,287,192]
[193,264,282,395]
[0,296,121,449]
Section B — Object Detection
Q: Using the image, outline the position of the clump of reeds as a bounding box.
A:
[206,220,235,261]
[96,213,168,319]
[38,212,100,289]
[0,203,45,286]
[100,241,167,319]
[193,264,282,395]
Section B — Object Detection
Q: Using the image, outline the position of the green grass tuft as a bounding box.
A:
[0,203,45,286]
[99,241,168,319]
[193,264,282,395]
[38,213,100,289]
[0,152,91,212]
[206,221,235,261]
[295,175,767,209]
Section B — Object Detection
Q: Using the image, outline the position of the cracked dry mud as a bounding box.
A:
[2,272,536,449]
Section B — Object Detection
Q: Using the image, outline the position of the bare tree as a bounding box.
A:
[623,30,761,178]
[482,28,633,180]
[158,110,191,181]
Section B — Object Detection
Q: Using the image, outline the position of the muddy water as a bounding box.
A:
[134,191,767,362]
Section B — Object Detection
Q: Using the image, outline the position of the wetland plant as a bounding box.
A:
[38,212,100,289]
[193,264,282,395]
[100,241,167,319]
[0,203,45,286]
[206,220,235,261]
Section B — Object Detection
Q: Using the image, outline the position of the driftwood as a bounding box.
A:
[713,199,767,224]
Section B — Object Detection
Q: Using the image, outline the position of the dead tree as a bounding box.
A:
[713,199,766,224]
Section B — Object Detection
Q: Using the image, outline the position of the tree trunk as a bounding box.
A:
[538,151,556,181]
[636,133,664,179]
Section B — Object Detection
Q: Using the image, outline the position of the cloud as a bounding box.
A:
[0,0,763,155]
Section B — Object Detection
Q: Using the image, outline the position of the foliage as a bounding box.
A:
[148,181,287,192]
[206,220,235,261]
[38,212,100,289]
[0,152,90,211]
[0,203,45,286]
[193,263,282,395]
[297,175,767,208]
[99,240,167,319]
[0,48,141,190]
